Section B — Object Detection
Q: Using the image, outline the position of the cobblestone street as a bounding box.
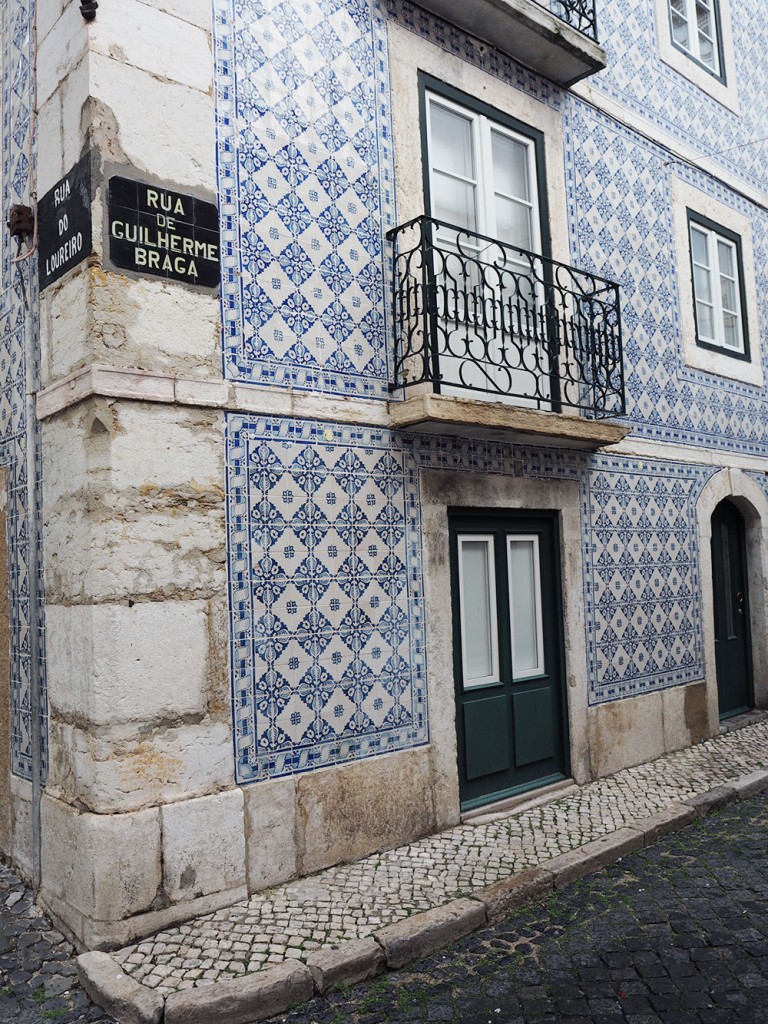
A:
[115,719,768,993]
[3,722,768,1023]
[0,863,113,1024]
[274,793,768,1024]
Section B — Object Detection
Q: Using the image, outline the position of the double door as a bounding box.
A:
[450,511,569,810]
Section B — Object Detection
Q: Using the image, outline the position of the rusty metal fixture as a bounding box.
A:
[7,204,34,238]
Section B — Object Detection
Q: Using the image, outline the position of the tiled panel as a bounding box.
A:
[213,0,394,398]
[582,457,715,704]
[226,415,427,783]
[594,0,768,192]
[565,100,768,456]
[1,0,47,782]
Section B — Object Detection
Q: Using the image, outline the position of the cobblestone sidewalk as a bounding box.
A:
[113,717,768,996]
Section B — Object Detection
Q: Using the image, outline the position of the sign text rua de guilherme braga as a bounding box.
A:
[38,153,92,291]
[107,177,220,288]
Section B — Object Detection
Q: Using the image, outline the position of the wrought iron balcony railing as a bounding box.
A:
[388,216,625,420]
[542,0,598,40]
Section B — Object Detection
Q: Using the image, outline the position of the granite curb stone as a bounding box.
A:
[635,801,697,843]
[480,865,555,925]
[549,826,645,889]
[77,951,163,1024]
[305,937,385,994]
[163,959,313,1024]
[685,782,737,816]
[373,898,487,969]
[729,765,768,799]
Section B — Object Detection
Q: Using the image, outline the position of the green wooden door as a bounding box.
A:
[450,510,569,811]
[711,500,753,719]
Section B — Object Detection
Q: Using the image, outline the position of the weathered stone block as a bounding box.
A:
[46,720,233,815]
[686,784,736,817]
[374,899,486,969]
[296,748,436,875]
[77,951,163,1024]
[164,961,313,1024]
[161,790,246,903]
[45,600,209,727]
[40,795,161,921]
[92,1,212,93]
[588,692,666,777]
[243,776,297,891]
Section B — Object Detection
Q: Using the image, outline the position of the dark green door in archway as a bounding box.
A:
[711,500,753,719]
[450,511,569,811]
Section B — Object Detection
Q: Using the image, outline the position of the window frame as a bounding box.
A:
[418,73,552,262]
[687,209,749,363]
[667,0,726,83]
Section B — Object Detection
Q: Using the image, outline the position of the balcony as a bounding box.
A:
[413,0,606,86]
[387,216,628,450]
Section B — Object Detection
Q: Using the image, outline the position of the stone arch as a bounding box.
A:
[696,468,768,732]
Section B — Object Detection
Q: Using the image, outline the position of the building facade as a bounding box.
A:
[1,0,767,949]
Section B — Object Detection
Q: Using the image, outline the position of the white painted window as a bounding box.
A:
[668,0,722,77]
[424,92,547,404]
[507,535,544,680]
[457,535,500,688]
[689,219,745,357]
[425,92,541,261]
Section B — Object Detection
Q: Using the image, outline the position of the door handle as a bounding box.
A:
[736,591,744,614]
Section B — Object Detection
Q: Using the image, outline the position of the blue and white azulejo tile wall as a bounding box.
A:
[217,0,767,781]
[2,0,46,783]
[214,0,394,399]
[226,415,427,783]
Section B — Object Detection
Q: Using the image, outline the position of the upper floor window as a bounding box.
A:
[424,90,544,259]
[668,0,723,79]
[688,211,747,360]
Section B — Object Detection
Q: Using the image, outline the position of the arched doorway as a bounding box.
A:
[711,499,754,718]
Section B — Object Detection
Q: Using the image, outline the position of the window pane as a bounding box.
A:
[722,312,741,350]
[671,9,690,46]
[508,538,542,678]
[690,226,709,266]
[429,103,474,180]
[491,131,530,201]
[460,538,498,685]
[717,239,734,277]
[720,275,736,314]
[698,34,715,68]
[693,263,712,304]
[695,0,714,36]
[495,195,532,252]
[432,171,477,231]
[696,300,715,339]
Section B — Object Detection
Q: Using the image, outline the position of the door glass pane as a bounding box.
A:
[491,131,530,201]
[459,536,499,687]
[508,536,544,679]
